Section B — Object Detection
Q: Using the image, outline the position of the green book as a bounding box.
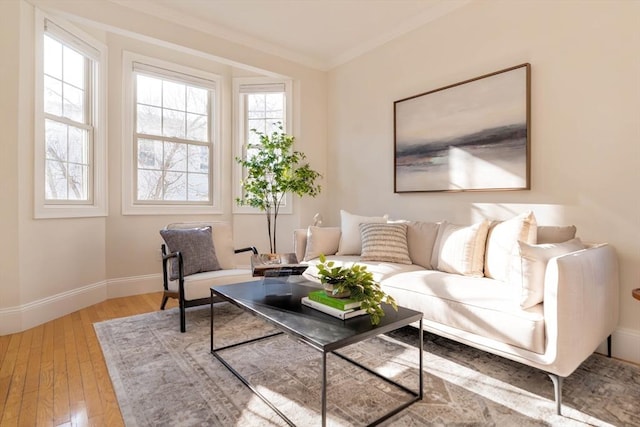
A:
[308,289,362,311]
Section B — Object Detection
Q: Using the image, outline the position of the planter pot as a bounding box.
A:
[322,283,351,299]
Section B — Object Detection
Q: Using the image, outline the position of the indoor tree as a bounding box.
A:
[236,123,321,253]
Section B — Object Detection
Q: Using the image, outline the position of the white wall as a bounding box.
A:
[327,0,640,361]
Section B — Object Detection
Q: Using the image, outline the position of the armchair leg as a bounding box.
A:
[180,301,186,333]
[160,294,169,310]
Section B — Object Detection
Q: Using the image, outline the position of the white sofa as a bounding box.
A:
[293,211,619,415]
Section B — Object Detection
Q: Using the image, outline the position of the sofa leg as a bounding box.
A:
[607,334,612,358]
[548,373,563,415]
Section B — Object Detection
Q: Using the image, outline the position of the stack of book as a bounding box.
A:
[301,289,367,320]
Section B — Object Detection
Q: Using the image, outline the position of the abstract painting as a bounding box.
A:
[394,63,530,193]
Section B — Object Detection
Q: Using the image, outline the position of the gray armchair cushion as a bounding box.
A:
[160,227,221,280]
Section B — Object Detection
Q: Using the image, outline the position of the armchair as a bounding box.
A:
[160,221,259,332]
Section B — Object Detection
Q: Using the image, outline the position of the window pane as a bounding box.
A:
[162,81,185,110]
[137,139,162,169]
[247,94,265,114]
[265,93,284,116]
[137,104,162,135]
[44,76,63,116]
[67,163,88,200]
[45,119,67,162]
[63,46,84,89]
[164,142,187,172]
[44,35,62,80]
[186,113,207,141]
[45,159,68,199]
[187,86,207,114]
[137,168,163,200]
[188,145,209,173]
[162,109,186,138]
[68,126,87,164]
[188,173,208,201]
[63,83,84,122]
[137,75,162,107]
[164,171,186,200]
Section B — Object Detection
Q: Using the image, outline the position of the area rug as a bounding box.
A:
[94,304,639,426]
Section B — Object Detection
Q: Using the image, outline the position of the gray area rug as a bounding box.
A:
[94,304,639,426]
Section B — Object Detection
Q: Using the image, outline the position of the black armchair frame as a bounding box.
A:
[160,244,258,332]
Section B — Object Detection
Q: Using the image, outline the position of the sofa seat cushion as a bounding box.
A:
[381,270,545,354]
[168,269,259,300]
[302,256,424,283]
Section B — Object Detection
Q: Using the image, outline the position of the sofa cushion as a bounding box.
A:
[484,211,537,282]
[336,210,388,255]
[381,270,545,354]
[303,226,341,261]
[160,227,221,280]
[514,238,586,309]
[303,255,423,284]
[536,225,577,244]
[359,222,412,264]
[434,220,490,277]
[391,220,440,269]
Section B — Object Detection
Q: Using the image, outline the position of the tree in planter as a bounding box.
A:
[236,123,321,253]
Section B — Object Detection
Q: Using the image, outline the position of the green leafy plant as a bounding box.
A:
[315,254,398,325]
[235,123,321,253]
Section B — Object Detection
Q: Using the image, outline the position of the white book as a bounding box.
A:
[301,297,368,320]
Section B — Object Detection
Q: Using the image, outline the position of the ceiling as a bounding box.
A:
[111,0,470,70]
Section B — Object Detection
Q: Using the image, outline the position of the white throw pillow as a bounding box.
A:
[336,210,388,255]
[303,226,341,261]
[484,211,537,282]
[514,238,586,309]
[436,220,490,277]
[359,223,412,264]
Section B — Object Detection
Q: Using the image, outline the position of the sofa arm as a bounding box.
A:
[294,228,308,262]
[543,243,619,376]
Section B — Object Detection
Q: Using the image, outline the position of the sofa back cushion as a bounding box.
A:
[303,226,341,261]
[336,210,388,255]
[434,220,490,277]
[536,225,577,244]
[484,211,537,282]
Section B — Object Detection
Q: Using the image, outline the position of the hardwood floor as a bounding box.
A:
[0,292,177,427]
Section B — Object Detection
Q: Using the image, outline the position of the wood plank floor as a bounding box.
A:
[0,292,177,427]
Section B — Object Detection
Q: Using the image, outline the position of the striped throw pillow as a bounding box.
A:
[359,223,412,264]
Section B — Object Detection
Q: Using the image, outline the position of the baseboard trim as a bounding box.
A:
[106,273,162,298]
[0,281,107,336]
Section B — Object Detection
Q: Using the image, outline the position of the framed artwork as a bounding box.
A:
[394,63,531,193]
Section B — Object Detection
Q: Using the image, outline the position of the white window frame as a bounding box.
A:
[122,51,222,215]
[34,10,108,218]
[232,77,293,214]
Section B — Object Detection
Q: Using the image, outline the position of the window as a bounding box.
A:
[35,12,107,218]
[233,78,293,214]
[122,53,221,215]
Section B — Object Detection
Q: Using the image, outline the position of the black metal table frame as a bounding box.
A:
[210,289,424,427]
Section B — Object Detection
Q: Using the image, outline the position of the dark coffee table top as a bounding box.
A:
[212,278,422,352]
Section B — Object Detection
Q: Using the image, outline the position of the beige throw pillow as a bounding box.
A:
[536,225,577,244]
[514,238,586,309]
[436,220,490,277]
[359,223,412,264]
[303,226,341,261]
[484,211,537,282]
[336,210,388,255]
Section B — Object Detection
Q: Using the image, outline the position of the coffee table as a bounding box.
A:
[210,278,423,426]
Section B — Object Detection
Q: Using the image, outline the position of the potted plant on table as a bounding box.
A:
[236,123,322,254]
[315,254,398,325]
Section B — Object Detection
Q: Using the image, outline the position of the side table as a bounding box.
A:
[633,288,640,301]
